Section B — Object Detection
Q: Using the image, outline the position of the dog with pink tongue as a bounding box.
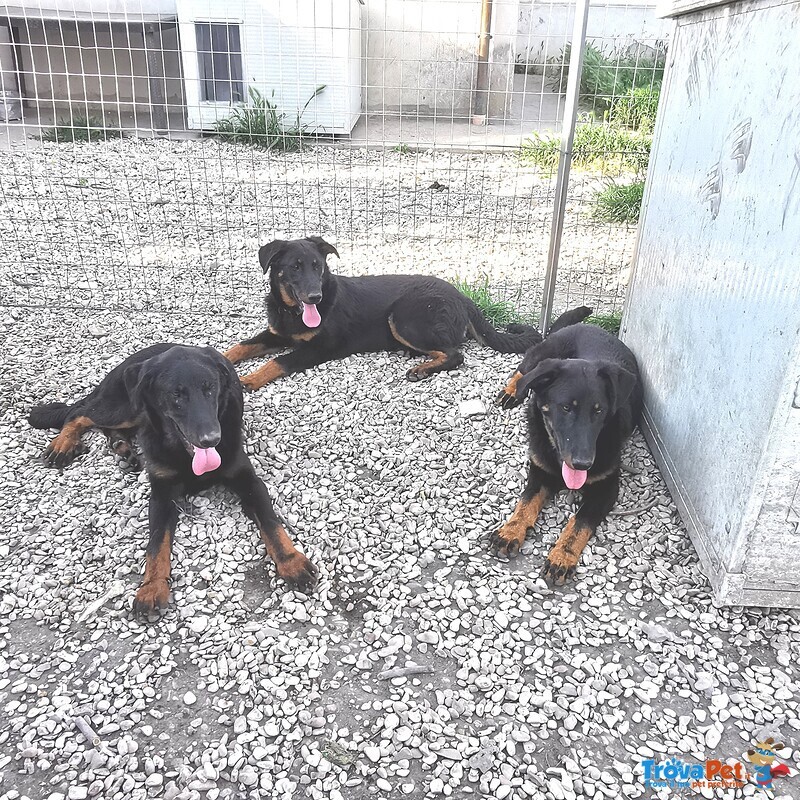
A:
[29,344,318,614]
[492,308,643,585]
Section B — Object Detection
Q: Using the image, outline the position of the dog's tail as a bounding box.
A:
[466,304,542,354]
[546,305,593,336]
[28,402,71,430]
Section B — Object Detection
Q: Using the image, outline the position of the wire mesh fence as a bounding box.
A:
[0,0,670,325]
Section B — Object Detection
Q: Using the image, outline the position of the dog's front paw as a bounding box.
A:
[495,371,524,409]
[277,553,319,594]
[490,521,527,558]
[133,579,170,615]
[540,549,578,585]
[494,388,522,410]
[44,439,88,468]
[240,373,264,392]
[540,519,592,585]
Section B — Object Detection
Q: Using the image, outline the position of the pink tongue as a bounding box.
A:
[192,446,221,476]
[301,302,321,328]
[562,462,588,490]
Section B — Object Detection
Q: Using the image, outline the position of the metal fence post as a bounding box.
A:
[539,0,591,334]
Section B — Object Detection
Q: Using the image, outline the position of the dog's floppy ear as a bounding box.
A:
[206,348,237,413]
[258,240,289,272]
[597,363,637,414]
[123,361,154,412]
[305,236,339,261]
[515,358,563,399]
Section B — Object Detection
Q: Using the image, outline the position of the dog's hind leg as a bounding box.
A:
[541,472,619,585]
[405,349,465,381]
[106,428,141,471]
[388,308,466,382]
[492,463,553,557]
[45,402,138,469]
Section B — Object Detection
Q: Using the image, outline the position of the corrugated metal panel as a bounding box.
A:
[622,0,800,606]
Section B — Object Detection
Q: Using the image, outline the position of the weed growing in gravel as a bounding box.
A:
[40,114,124,143]
[521,125,651,173]
[452,275,532,328]
[214,86,325,151]
[592,181,645,224]
[393,143,412,155]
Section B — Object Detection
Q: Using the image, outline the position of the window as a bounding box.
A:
[195,22,244,103]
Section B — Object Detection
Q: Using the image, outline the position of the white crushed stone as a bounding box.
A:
[0,178,798,798]
[0,307,798,799]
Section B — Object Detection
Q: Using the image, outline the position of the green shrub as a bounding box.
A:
[592,181,645,224]
[551,41,666,115]
[214,86,325,150]
[521,125,651,173]
[40,113,124,143]
[609,87,659,134]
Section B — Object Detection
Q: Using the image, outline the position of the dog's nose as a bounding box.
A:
[307,293,322,304]
[571,458,594,471]
[198,432,221,449]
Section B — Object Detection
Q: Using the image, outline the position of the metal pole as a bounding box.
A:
[471,0,493,126]
[144,22,169,135]
[539,0,590,334]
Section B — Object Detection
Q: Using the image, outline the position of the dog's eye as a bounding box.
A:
[593,407,603,415]
[293,263,301,271]
[561,404,572,413]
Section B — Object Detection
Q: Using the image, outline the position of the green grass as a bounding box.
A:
[521,124,651,173]
[551,41,666,117]
[393,143,412,155]
[586,312,622,335]
[40,114,124,143]
[453,276,624,336]
[592,181,645,224]
[214,86,325,150]
[451,276,530,328]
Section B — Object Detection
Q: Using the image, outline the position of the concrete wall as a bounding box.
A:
[363,0,520,119]
[9,17,184,115]
[516,0,671,65]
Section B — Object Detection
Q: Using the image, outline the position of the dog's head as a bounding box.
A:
[258,236,339,328]
[516,358,637,487]
[124,346,235,474]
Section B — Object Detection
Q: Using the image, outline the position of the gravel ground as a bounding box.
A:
[0,139,634,318]
[1,308,798,800]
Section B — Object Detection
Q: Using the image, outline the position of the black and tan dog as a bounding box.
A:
[492,309,642,584]
[28,344,317,613]
[224,237,542,390]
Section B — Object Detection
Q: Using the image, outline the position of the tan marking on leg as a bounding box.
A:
[47,415,94,455]
[541,517,593,585]
[407,350,448,379]
[259,524,317,591]
[240,360,287,392]
[224,342,270,364]
[134,531,172,612]
[504,371,523,396]
[494,487,551,557]
[292,331,317,342]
